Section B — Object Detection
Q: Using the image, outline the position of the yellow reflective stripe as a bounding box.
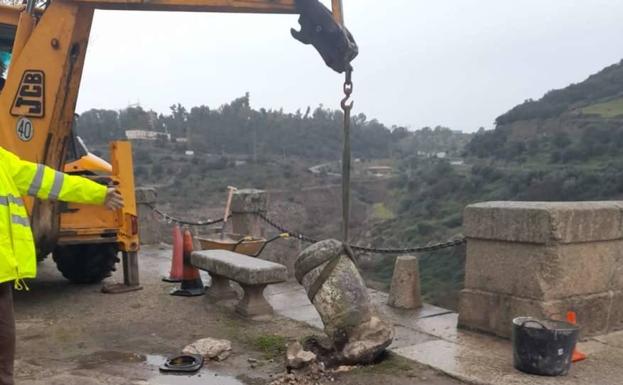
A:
[48,171,65,201]
[27,164,45,197]
[0,195,25,207]
[11,214,30,227]
[10,196,24,206]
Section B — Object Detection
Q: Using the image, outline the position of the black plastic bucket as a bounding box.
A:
[512,317,579,376]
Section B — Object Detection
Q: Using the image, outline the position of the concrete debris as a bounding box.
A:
[295,239,394,365]
[182,338,232,361]
[334,365,357,373]
[269,363,335,385]
[287,342,317,369]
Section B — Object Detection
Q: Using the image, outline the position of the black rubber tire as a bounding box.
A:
[53,244,120,284]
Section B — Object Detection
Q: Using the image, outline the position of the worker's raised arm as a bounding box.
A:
[0,147,107,205]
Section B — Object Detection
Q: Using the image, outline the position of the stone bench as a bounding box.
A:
[191,250,287,318]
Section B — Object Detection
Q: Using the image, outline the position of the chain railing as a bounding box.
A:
[147,205,466,254]
[148,204,228,227]
[249,210,465,253]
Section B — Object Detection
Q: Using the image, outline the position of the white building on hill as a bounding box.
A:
[126,130,171,141]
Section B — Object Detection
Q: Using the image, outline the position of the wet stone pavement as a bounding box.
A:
[265,279,623,385]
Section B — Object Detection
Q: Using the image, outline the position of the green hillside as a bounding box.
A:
[367,59,623,310]
[581,97,623,118]
[496,59,623,125]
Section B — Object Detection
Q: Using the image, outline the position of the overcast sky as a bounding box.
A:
[76,0,623,133]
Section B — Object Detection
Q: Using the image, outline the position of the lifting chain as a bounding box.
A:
[341,69,354,243]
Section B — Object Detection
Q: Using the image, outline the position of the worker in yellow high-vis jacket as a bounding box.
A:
[0,146,123,385]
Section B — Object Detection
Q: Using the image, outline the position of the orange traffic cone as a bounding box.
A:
[171,227,205,297]
[567,311,587,363]
[162,224,184,283]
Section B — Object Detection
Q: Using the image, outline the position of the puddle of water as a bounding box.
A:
[77,351,146,369]
[149,372,244,385]
[145,354,167,367]
[76,351,244,385]
[145,354,244,385]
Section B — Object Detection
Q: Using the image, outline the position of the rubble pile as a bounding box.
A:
[182,338,232,361]
[269,363,338,385]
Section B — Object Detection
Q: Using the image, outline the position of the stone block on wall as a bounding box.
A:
[460,201,623,338]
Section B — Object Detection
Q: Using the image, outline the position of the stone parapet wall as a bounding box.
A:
[459,201,623,338]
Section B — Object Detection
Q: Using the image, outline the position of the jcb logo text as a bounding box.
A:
[11,70,45,118]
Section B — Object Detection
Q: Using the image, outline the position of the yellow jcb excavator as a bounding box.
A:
[0,0,356,290]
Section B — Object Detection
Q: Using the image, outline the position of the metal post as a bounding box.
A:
[123,251,140,287]
[101,251,142,294]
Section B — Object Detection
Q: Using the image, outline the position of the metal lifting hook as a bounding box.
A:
[341,69,354,111]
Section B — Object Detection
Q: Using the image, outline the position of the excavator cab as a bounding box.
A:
[0,21,15,90]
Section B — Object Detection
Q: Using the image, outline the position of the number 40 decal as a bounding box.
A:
[16,117,34,142]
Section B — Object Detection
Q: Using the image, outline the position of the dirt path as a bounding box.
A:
[13,246,462,385]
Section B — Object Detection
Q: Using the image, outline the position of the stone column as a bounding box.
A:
[231,189,268,238]
[459,201,623,338]
[388,255,422,310]
[135,187,161,245]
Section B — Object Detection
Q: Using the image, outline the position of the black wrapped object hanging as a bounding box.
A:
[291,0,358,73]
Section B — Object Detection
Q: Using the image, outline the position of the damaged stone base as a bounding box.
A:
[341,315,394,365]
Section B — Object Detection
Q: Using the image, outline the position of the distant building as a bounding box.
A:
[126,130,171,141]
[367,166,393,177]
[416,151,449,159]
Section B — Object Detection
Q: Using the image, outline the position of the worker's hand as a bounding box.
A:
[104,187,124,210]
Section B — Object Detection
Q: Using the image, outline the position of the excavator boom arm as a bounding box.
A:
[64,0,344,19]
[70,0,298,13]
[5,0,345,22]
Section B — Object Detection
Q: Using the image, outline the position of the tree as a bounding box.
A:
[76,109,125,144]
[552,132,572,149]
